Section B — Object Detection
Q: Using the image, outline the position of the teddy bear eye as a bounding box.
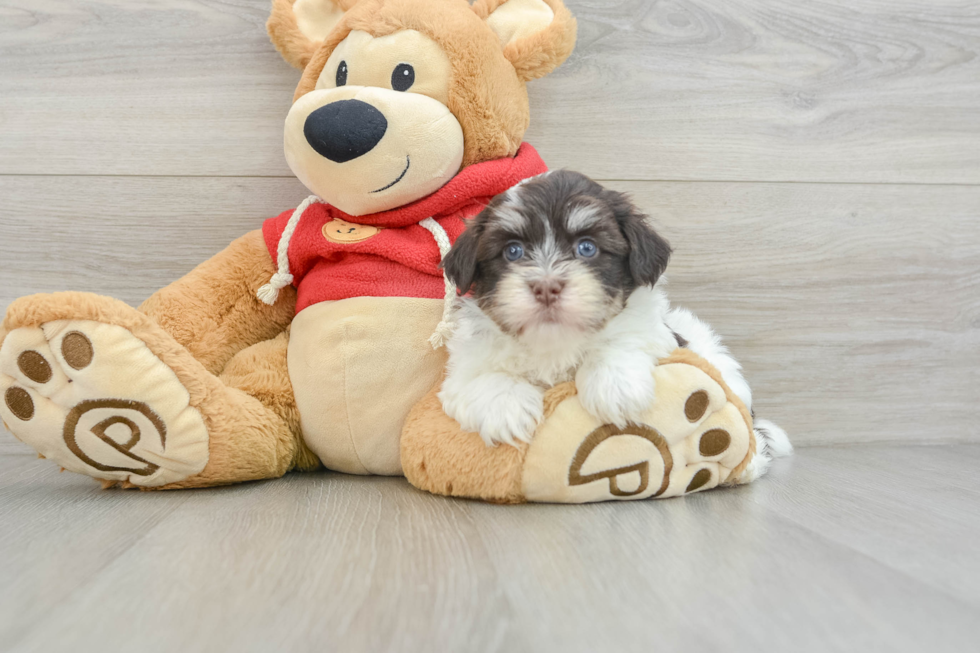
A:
[336,61,348,87]
[392,63,415,92]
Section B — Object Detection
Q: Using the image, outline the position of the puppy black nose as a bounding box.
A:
[304,99,388,163]
[530,279,565,306]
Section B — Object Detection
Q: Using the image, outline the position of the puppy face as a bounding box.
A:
[443,171,672,337]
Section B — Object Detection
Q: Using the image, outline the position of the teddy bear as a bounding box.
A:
[0,0,769,502]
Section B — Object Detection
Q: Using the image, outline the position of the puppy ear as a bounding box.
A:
[472,0,577,82]
[442,221,484,296]
[611,197,672,286]
[267,0,356,69]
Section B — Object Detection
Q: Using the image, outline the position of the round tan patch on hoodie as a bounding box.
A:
[322,219,381,243]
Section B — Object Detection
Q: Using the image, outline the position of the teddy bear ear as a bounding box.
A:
[472,0,577,82]
[267,0,358,69]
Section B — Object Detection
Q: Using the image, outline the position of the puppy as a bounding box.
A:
[439,170,680,446]
[439,170,791,478]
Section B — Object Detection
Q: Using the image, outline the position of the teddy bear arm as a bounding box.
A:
[138,229,296,376]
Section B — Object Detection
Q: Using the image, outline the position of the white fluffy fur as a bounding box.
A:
[440,279,792,482]
[739,419,793,483]
[662,306,793,483]
[440,283,677,446]
[662,305,754,410]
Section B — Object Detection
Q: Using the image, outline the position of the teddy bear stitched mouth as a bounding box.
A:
[371,155,411,193]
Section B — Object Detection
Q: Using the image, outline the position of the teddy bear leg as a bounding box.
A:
[401,383,530,503]
[138,229,296,376]
[147,332,316,489]
[215,330,321,475]
[520,350,757,502]
[0,292,304,489]
[403,351,760,504]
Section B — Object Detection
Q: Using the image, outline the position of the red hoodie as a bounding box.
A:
[263,144,548,314]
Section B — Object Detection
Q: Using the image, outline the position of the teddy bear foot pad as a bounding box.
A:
[402,350,756,504]
[1,320,209,487]
[522,354,754,502]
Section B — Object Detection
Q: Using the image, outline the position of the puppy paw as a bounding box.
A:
[576,357,656,428]
[439,373,544,448]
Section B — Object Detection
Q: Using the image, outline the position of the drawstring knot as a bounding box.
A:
[256,272,294,305]
[257,195,323,305]
[258,197,458,349]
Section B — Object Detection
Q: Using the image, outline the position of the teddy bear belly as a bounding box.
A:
[287,296,447,475]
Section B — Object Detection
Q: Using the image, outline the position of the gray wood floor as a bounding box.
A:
[1,1,979,650]
[2,445,979,652]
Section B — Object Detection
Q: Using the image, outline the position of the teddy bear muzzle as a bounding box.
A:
[284,85,464,217]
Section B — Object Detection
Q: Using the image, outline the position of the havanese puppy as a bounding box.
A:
[439,171,790,479]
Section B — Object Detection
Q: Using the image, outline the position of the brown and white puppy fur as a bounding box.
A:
[439,170,677,445]
[439,172,790,477]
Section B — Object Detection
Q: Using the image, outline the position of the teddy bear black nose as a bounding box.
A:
[304,99,388,163]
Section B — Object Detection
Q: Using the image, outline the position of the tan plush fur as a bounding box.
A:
[401,350,757,502]
[139,230,296,376]
[0,0,754,504]
[269,0,320,69]
[1,0,589,497]
[401,380,529,503]
[282,0,576,167]
[218,330,322,473]
[471,0,577,82]
[268,0,360,69]
[400,378,575,503]
[1,292,310,489]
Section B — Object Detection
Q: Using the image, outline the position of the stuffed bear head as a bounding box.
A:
[267,0,576,216]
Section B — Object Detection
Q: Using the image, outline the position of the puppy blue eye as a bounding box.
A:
[576,239,598,258]
[504,242,525,262]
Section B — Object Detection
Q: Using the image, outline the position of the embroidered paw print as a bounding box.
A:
[0,320,209,486]
[522,358,754,503]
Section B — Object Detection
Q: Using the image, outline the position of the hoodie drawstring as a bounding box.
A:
[419,217,457,349]
[257,198,457,349]
[256,195,324,306]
